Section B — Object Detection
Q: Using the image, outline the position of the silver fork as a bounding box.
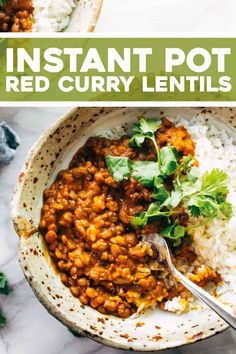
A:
[145,233,236,330]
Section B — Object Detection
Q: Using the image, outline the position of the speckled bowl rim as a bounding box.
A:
[11,107,235,351]
[87,0,104,32]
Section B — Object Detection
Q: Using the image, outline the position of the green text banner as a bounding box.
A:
[0,37,236,101]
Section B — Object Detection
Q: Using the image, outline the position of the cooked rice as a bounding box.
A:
[178,116,236,287]
[32,0,76,32]
[164,296,189,314]
[164,115,236,313]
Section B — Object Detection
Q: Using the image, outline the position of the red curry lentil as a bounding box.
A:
[39,118,219,318]
[0,0,33,32]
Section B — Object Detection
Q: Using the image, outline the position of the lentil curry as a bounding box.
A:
[39,118,222,318]
[0,0,33,32]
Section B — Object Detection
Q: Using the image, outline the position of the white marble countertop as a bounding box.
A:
[0,107,235,354]
[96,0,236,33]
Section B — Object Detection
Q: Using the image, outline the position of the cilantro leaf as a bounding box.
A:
[185,167,199,184]
[0,272,10,328]
[152,177,169,204]
[215,192,227,204]
[174,156,196,185]
[145,202,162,217]
[0,272,10,295]
[159,146,180,176]
[219,202,233,218]
[172,237,183,247]
[129,118,161,152]
[0,0,7,7]
[132,161,159,187]
[201,168,229,197]
[160,224,185,239]
[187,205,201,217]
[187,196,219,218]
[160,224,175,237]
[145,203,173,218]
[133,118,161,136]
[105,155,132,182]
[164,189,183,209]
[182,169,232,220]
[180,155,195,173]
[130,202,173,228]
[164,167,233,221]
[173,225,186,238]
[129,134,145,148]
[0,311,6,327]
[130,213,148,227]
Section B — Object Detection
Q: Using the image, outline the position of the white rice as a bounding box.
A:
[32,0,76,32]
[179,115,236,287]
[164,115,236,313]
[164,296,189,314]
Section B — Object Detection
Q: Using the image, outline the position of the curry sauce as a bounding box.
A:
[39,118,219,318]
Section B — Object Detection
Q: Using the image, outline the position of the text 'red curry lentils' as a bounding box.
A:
[39,118,220,318]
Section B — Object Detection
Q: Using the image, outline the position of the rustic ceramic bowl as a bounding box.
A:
[62,0,103,32]
[12,107,235,351]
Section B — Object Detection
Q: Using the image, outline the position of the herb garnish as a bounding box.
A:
[0,272,10,295]
[105,117,233,244]
[129,118,161,151]
[169,167,233,219]
[159,146,180,176]
[0,272,10,327]
[0,312,6,327]
[105,155,132,182]
[0,0,7,7]
[132,161,159,187]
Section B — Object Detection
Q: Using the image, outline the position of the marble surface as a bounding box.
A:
[0,107,235,354]
[96,0,236,33]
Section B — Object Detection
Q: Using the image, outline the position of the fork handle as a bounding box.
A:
[173,268,236,330]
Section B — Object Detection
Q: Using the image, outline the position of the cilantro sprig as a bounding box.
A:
[105,155,131,182]
[0,0,7,7]
[184,169,233,219]
[0,272,10,295]
[132,161,159,187]
[106,118,180,185]
[105,117,233,244]
[129,117,161,151]
[0,272,10,328]
[0,312,6,328]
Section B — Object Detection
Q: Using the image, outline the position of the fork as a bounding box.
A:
[145,233,236,330]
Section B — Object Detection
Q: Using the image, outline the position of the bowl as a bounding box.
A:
[65,0,103,32]
[11,107,235,351]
